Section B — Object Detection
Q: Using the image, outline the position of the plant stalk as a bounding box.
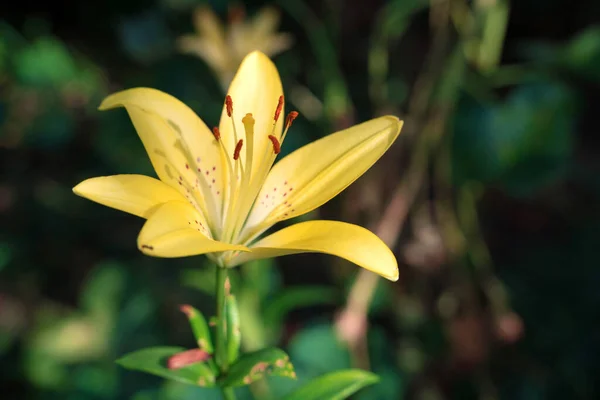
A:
[215,265,236,400]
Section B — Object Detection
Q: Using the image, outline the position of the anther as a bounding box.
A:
[274,95,284,121]
[268,135,281,154]
[285,111,299,128]
[212,127,221,140]
[225,95,233,117]
[233,139,244,160]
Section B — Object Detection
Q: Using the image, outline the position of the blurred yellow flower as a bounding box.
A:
[177,6,293,89]
[73,51,403,281]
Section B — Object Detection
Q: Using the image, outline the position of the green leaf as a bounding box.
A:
[452,81,577,195]
[561,26,600,81]
[221,348,296,387]
[0,241,13,272]
[14,37,77,87]
[380,0,428,38]
[263,286,339,327]
[226,295,241,364]
[282,369,380,400]
[289,324,351,373]
[117,347,216,387]
[179,305,213,353]
[80,262,126,316]
[240,258,280,300]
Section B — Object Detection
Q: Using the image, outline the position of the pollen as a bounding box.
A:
[274,95,284,121]
[233,139,244,160]
[268,135,281,154]
[225,95,233,117]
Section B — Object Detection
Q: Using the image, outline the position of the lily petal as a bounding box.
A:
[178,36,230,78]
[138,201,248,258]
[178,7,229,78]
[73,174,186,219]
[243,116,403,236]
[251,7,283,39]
[230,220,398,281]
[99,89,225,228]
[218,51,284,180]
[192,6,226,48]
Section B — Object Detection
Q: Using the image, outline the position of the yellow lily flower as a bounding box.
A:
[73,51,403,281]
[177,5,293,90]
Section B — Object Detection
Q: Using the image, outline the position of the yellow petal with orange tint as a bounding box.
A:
[230,220,398,281]
[138,201,248,258]
[242,116,403,238]
[218,51,284,179]
[73,174,185,219]
[99,89,225,229]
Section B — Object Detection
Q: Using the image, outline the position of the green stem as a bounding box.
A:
[215,265,237,400]
[222,388,236,400]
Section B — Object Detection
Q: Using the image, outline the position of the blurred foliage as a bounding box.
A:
[453,81,577,196]
[1,0,600,399]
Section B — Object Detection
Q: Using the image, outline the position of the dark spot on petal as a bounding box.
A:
[167,119,182,134]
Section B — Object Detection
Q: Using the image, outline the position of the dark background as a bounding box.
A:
[2,0,600,399]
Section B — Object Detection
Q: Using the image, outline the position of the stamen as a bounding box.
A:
[229,101,288,241]
[233,139,244,161]
[274,95,284,122]
[268,135,281,155]
[285,111,299,129]
[225,95,233,117]
[212,124,236,224]
[229,105,295,244]
[226,97,241,147]
[281,111,299,145]
[228,113,256,242]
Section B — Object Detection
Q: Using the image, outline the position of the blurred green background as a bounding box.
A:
[2,0,600,399]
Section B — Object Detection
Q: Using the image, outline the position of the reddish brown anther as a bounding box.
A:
[167,349,211,370]
[225,95,233,117]
[233,139,244,160]
[285,111,299,128]
[268,135,281,155]
[212,127,221,140]
[274,95,284,121]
